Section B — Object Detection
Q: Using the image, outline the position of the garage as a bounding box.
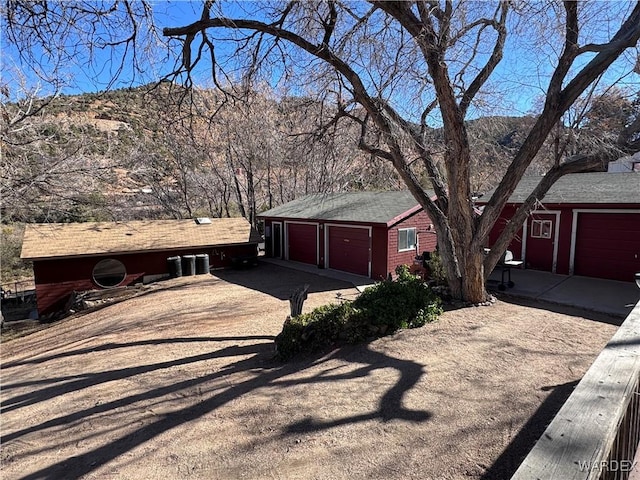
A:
[573,211,640,282]
[286,222,318,265]
[327,225,371,276]
[259,191,439,279]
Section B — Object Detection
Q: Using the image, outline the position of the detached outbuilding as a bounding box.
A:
[478,172,640,282]
[258,191,437,280]
[21,218,260,315]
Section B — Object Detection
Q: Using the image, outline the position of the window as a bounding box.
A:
[92,259,126,288]
[531,219,552,239]
[398,228,417,251]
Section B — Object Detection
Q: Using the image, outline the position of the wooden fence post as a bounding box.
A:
[289,284,310,318]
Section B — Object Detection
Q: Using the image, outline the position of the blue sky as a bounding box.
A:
[2,1,638,122]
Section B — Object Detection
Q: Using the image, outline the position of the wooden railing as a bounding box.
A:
[511,301,640,480]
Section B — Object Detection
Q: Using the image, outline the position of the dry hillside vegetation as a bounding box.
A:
[1,85,561,225]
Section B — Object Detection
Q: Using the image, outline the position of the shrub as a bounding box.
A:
[426,250,447,286]
[274,265,442,361]
[275,302,366,360]
[354,265,442,331]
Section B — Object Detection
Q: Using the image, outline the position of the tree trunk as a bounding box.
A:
[437,221,489,304]
[461,247,487,303]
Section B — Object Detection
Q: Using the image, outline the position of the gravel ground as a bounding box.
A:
[0,263,618,480]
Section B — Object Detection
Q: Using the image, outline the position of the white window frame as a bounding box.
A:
[398,227,417,252]
[530,219,553,239]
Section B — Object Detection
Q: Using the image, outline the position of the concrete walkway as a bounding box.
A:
[259,258,377,292]
[488,268,640,318]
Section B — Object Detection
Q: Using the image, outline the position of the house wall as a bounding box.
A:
[386,210,437,277]
[488,205,525,263]
[489,205,580,274]
[262,209,438,280]
[487,203,640,281]
[33,244,257,315]
[370,226,388,280]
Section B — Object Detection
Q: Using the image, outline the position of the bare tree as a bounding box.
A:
[1,82,123,222]
[4,1,639,302]
[160,1,640,302]
[2,0,160,93]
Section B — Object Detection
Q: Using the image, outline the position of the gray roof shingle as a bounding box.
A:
[259,191,428,224]
[480,172,640,205]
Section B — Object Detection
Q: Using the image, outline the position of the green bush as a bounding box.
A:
[354,265,442,330]
[274,265,442,361]
[426,250,447,286]
[275,302,366,360]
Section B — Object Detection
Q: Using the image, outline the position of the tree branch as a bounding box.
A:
[477,2,640,244]
[483,152,610,275]
[459,2,509,116]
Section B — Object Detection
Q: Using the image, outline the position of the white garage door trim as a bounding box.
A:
[324,223,372,277]
[284,220,320,264]
[569,208,640,275]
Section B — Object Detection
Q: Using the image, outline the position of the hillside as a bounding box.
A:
[2,85,549,226]
[2,84,402,225]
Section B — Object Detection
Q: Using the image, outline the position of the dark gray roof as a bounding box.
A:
[480,172,640,205]
[259,191,427,224]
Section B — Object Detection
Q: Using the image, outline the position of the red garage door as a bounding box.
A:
[287,222,318,265]
[574,212,640,282]
[328,226,371,276]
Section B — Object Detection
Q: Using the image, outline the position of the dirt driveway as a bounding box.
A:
[1,263,618,480]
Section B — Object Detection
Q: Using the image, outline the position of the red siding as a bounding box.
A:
[488,205,524,261]
[33,244,257,315]
[387,210,437,277]
[487,203,640,281]
[261,209,437,280]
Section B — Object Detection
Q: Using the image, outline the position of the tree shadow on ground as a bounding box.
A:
[0,335,275,373]
[480,380,579,479]
[492,295,624,326]
[284,345,431,433]
[213,262,355,300]
[2,336,430,480]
